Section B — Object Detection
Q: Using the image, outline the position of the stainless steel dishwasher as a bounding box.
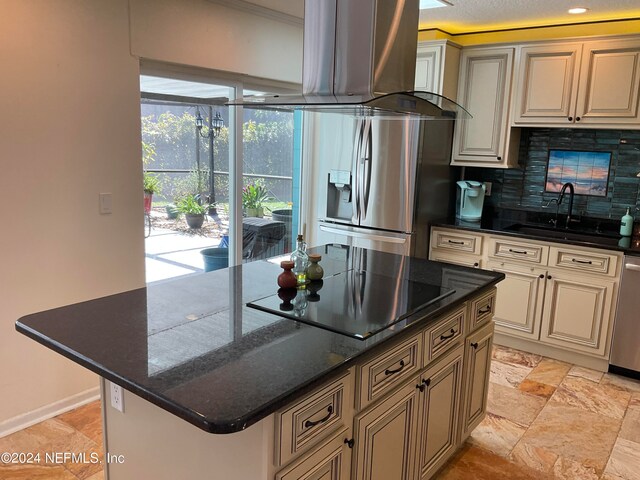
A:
[609,255,640,378]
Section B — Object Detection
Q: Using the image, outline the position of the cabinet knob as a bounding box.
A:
[539,274,544,279]
[470,342,479,349]
[344,438,355,449]
[568,116,573,121]
[576,117,581,122]
[497,156,502,161]
[547,275,552,280]
[473,262,479,267]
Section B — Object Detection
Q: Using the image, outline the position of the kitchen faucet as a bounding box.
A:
[557,182,575,229]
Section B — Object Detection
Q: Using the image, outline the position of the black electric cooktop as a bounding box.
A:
[247,269,455,340]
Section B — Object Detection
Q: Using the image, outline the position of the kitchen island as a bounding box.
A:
[16,245,503,480]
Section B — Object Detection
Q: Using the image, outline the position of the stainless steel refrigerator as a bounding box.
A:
[314,114,457,259]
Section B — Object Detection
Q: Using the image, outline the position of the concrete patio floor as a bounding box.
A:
[145,226,221,284]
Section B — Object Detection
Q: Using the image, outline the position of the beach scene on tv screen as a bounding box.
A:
[545,150,611,196]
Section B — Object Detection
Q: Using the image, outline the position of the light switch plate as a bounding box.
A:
[99,193,112,214]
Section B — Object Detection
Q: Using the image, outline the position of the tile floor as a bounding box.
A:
[0,345,638,479]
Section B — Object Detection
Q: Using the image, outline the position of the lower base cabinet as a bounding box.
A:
[460,322,494,440]
[352,381,420,480]
[417,346,464,480]
[276,427,353,480]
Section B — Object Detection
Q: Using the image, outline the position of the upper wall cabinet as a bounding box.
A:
[451,47,520,168]
[513,38,640,127]
[512,43,583,125]
[576,38,640,125]
[415,40,461,100]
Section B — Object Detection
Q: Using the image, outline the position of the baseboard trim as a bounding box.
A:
[493,332,610,372]
[0,386,100,438]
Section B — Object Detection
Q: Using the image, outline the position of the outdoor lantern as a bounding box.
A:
[196,109,223,139]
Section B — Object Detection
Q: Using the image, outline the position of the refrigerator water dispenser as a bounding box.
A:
[326,169,352,220]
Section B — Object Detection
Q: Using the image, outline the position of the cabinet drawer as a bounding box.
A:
[275,370,353,467]
[356,334,422,410]
[432,229,483,255]
[430,250,482,269]
[469,288,496,331]
[488,237,548,264]
[424,306,465,365]
[549,246,619,276]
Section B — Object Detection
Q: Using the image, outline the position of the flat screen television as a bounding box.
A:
[545,149,611,197]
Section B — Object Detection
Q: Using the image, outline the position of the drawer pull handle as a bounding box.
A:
[471,342,479,349]
[384,359,405,375]
[440,328,457,340]
[478,306,492,314]
[304,405,333,428]
[447,240,465,245]
[571,258,593,265]
[344,438,355,449]
[508,248,528,255]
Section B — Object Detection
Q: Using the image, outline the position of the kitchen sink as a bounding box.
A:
[504,224,622,247]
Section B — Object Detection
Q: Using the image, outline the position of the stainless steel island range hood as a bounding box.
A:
[228,0,470,119]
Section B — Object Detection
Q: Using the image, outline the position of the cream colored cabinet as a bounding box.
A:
[513,43,583,124]
[451,47,520,168]
[416,346,464,480]
[275,428,353,480]
[487,260,547,340]
[575,38,640,125]
[540,271,616,356]
[415,40,461,100]
[352,379,420,480]
[513,38,640,126]
[429,228,484,268]
[460,322,494,440]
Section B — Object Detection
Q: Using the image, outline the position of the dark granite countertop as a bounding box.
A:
[16,245,503,434]
[432,208,640,256]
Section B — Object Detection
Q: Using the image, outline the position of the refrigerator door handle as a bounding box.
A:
[361,119,372,220]
[319,224,407,244]
[353,119,365,223]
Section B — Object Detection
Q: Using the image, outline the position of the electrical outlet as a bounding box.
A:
[110,382,124,413]
[99,193,113,214]
[484,182,492,196]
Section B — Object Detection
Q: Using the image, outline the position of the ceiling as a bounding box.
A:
[240,0,640,35]
[418,0,640,34]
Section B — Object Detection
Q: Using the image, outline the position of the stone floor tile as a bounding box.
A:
[525,358,571,387]
[0,464,77,479]
[517,379,556,399]
[57,401,103,445]
[518,400,621,474]
[619,404,640,444]
[0,418,102,479]
[604,438,640,480]
[467,413,527,457]
[566,365,603,383]
[487,382,546,427]
[489,359,533,388]
[509,441,557,473]
[550,375,630,420]
[630,392,640,407]
[551,456,599,480]
[602,373,640,393]
[437,443,553,480]
[491,345,543,368]
[85,470,105,480]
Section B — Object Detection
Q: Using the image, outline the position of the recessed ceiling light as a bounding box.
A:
[420,0,452,10]
[568,7,589,14]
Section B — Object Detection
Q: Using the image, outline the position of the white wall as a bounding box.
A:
[130,0,303,85]
[0,0,302,431]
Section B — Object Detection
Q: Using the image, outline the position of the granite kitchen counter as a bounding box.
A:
[433,208,640,255]
[16,245,503,434]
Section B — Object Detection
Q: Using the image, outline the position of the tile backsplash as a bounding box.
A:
[466,128,640,220]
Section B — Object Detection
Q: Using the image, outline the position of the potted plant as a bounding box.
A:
[177,194,208,229]
[143,171,160,211]
[242,181,270,217]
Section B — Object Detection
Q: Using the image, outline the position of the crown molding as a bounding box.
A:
[207,0,303,27]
